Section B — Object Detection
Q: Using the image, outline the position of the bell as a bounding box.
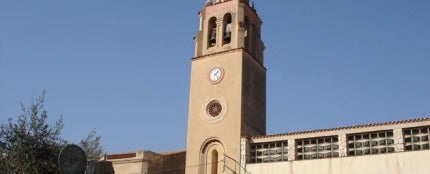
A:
[209,28,217,45]
[224,31,231,42]
[224,23,232,42]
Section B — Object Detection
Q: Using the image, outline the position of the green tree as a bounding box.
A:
[0,92,65,174]
[80,130,105,161]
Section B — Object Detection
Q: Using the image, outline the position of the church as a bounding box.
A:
[105,0,430,173]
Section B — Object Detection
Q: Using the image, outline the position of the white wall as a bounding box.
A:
[246,151,430,174]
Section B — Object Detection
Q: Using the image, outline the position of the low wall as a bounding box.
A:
[246,150,430,174]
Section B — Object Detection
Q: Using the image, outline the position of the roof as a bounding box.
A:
[159,150,186,156]
[251,117,430,139]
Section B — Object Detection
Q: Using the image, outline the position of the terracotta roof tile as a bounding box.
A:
[251,117,430,139]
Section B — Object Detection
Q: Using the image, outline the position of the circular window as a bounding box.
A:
[207,100,222,117]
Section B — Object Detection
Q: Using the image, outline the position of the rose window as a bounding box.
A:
[207,101,222,117]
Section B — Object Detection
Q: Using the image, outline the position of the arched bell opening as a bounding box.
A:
[223,13,233,45]
[244,16,251,51]
[208,17,217,48]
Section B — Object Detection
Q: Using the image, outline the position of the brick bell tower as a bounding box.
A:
[185,0,265,173]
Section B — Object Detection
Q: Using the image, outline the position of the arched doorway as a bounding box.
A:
[200,139,225,174]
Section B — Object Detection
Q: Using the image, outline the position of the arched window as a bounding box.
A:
[208,17,217,48]
[223,13,232,44]
[211,150,218,174]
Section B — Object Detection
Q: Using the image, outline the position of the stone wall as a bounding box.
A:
[107,150,185,174]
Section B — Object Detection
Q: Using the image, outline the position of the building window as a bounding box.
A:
[347,131,395,156]
[404,127,430,151]
[296,136,339,160]
[250,141,288,163]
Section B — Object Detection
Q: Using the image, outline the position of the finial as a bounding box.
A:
[252,0,255,8]
[205,0,213,7]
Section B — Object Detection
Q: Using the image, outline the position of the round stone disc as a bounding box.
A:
[58,144,87,174]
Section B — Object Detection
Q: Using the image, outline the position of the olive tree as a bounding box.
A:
[0,92,65,173]
[80,130,105,161]
[0,91,107,173]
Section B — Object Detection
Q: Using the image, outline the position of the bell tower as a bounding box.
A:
[185,0,265,173]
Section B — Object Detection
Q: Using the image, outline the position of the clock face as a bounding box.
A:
[209,67,224,83]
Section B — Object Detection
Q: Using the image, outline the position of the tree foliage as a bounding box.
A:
[0,92,65,173]
[0,92,107,173]
[80,130,105,161]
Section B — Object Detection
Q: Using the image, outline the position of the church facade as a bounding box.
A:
[107,1,430,173]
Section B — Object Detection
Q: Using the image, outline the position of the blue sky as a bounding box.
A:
[1,1,429,153]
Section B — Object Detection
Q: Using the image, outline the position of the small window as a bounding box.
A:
[296,136,339,160]
[404,126,430,151]
[347,130,395,156]
[250,141,288,163]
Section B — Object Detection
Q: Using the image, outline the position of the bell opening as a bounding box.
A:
[223,13,232,44]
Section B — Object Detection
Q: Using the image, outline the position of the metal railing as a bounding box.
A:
[223,153,251,174]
